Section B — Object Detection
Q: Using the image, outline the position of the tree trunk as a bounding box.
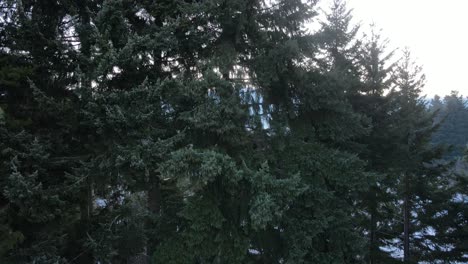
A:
[369,205,376,264]
[76,1,94,263]
[403,173,410,263]
[368,187,378,264]
[148,177,162,214]
[139,177,161,264]
[77,176,93,264]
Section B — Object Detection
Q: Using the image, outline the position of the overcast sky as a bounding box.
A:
[324,0,468,98]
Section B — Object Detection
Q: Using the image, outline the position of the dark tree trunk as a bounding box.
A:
[403,173,410,263]
[141,177,161,264]
[369,204,376,264]
[76,1,94,263]
[148,177,162,214]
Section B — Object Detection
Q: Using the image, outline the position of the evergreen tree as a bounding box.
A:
[387,49,447,263]
[353,30,399,264]
[317,0,362,99]
[242,1,372,262]
[1,0,466,263]
[0,0,85,262]
[420,145,468,263]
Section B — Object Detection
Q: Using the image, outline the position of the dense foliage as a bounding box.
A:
[0,0,466,263]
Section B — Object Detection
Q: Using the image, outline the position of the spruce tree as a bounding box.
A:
[1,1,466,263]
[243,1,372,262]
[0,0,84,262]
[387,49,447,263]
[354,30,400,264]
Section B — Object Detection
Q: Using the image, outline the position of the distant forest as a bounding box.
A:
[0,0,467,264]
[430,92,468,159]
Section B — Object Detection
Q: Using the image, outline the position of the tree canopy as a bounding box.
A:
[0,0,466,263]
